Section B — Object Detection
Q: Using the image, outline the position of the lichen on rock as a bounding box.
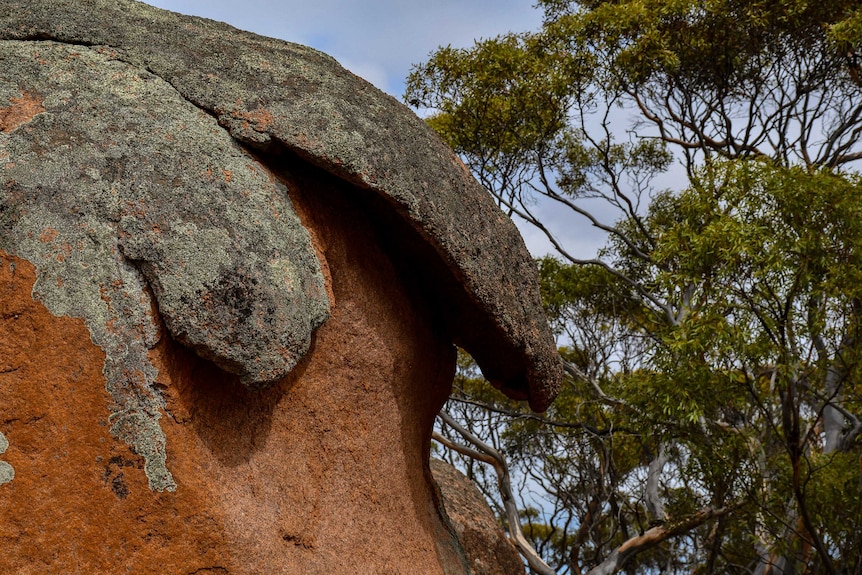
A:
[0,39,329,490]
[0,431,13,485]
[0,0,563,411]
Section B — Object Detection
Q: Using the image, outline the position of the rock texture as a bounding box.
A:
[0,1,561,573]
[0,39,328,490]
[0,181,465,574]
[432,460,527,575]
[0,0,561,410]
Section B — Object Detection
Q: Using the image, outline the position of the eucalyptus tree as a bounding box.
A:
[408,1,862,573]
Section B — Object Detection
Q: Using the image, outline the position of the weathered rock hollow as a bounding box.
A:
[0,1,561,573]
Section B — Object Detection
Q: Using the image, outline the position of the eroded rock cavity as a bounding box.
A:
[0,4,559,572]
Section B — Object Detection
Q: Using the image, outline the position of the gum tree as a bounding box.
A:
[409,1,862,573]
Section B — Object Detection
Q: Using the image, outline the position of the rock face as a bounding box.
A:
[0,0,561,411]
[431,460,527,575]
[0,1,561,573]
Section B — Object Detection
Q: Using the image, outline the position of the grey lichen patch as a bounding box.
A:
[0,433,13,485]
[0,40,329,489]
[110,412,174,492]
[0,431,13,485]
[0,462,12,485]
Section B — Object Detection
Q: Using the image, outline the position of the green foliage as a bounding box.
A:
[407,33,581,207]
[486,160,862,573]
[409,34,576,155]
[522,160,862,573]
[414,2,862,574]
[540,0,862,90]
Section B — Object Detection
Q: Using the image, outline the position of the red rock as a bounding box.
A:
[432,460,527,575]
[0,176,464,573]
[0,2,562,572]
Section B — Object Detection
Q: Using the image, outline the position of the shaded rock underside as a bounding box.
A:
[0,0,561,411]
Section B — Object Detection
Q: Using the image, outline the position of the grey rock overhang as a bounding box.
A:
[0,0,562,411]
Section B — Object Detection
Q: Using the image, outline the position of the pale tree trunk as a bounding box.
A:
[584,503,742,575]
[753,551,791,575]
[644,443,668,524]
[823,363,845,454]
[810,313,859,453]
[435,411,557,575]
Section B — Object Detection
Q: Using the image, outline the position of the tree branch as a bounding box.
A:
[562,360,627,407]
[447,395,624,435]
[584,502,745,575]
[435,411,557,575]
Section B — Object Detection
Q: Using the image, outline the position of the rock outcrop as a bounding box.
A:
[432,460,526,575]
[0,0,561,410]
[0,1,561,573]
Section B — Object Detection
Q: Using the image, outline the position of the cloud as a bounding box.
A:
[513,198,613,261]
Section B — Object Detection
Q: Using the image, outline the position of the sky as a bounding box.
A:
[142,1,608,258]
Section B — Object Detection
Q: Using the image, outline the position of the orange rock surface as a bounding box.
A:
[0,173,469,574]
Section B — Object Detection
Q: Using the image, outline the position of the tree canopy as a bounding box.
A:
[408,1,862,573]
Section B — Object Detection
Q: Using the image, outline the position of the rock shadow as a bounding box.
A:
[154,330,312,468]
